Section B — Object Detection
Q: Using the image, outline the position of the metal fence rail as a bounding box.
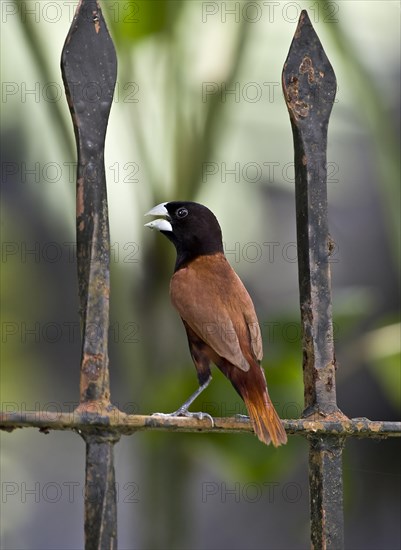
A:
[1,2,400,549]
[2,411,400,439]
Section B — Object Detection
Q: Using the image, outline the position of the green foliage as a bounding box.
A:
[106,1,170,44]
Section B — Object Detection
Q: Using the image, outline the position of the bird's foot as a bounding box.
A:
[152,409,214,428]
[175,408,215,427]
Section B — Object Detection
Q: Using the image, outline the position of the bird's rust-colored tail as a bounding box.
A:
[217,354,287,446]
[241,382,287,447]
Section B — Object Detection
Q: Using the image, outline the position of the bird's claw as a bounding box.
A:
[152,410,214,428]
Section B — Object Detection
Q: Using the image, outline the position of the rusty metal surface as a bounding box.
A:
[61,0,116,405]
[282,10,338,418]
[60,1,118,548]
[282,10,344,550]
[84,435,119,548]
[309,436,345,549]
[1,411,400,439]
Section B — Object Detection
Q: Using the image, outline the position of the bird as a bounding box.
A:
[145,201,287,447]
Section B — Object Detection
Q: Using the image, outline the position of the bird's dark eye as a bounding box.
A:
[176,207,188,219]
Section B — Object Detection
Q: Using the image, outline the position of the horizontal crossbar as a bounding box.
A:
[1,411,400,439]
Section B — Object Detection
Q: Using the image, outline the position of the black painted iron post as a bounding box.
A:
[61,1,118,547]
[282,11,345,549]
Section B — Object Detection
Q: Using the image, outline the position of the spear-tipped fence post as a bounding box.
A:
[282,10,345,549]
[61,1,118,547]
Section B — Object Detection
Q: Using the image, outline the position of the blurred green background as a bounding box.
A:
[1,1,400,549]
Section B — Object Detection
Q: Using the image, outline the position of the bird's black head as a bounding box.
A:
[145,201,224,270]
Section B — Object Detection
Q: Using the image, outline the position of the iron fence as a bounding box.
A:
[1,2,400,549]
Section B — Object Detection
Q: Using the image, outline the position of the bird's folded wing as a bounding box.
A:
[170,256,263,371]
